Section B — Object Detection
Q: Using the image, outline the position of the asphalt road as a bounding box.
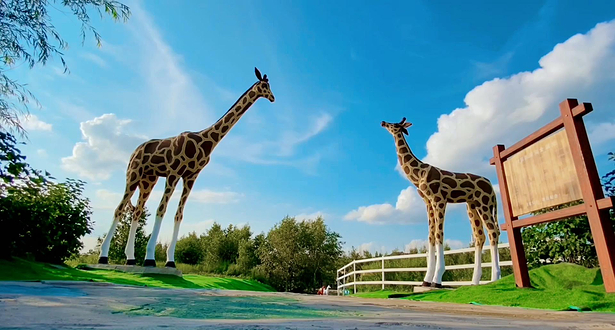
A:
[1,281,614,329]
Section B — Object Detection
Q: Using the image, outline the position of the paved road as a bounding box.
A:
[1,281,614,329]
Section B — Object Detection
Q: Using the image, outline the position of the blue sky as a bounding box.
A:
[12,0,615,254]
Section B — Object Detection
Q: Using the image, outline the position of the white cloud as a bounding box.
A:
[295,211,328,222]
[588,121,615,147]
[355,242,386,254]
[36,149,48,158]
[20,114,52,131]
[471,52,514,80]
[189,190,243,204]
[80,52,108,68]
[218,112,333,172]
[93,187,242,212]
[423,19,615,175]
[61,114,147,181]
[125,3,214,132]
[344,186,427,225]
[404,239,429,252]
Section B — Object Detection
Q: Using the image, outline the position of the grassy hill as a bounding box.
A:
[353,263,615,312]
[0,258,274,292]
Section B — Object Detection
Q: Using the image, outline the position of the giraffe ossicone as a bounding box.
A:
[98,67,275,267]
[381,117,501,286]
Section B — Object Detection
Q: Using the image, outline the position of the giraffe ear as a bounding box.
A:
[401,128,409,135]
[403,122,412,128]
[255,67,263,81]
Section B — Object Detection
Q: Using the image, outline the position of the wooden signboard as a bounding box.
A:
[503,129,583,217]
[490,99,615,293]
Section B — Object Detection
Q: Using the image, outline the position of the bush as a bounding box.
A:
[175,232,204,265]
[0,132,93,263]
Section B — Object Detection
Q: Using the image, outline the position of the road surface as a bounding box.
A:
[1,281,614,329]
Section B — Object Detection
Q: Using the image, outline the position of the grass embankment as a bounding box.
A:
[353,263,615,312]
[0,258,274,292]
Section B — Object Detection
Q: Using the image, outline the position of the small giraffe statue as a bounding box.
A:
[381,117,500,287]
[98,67,275,267]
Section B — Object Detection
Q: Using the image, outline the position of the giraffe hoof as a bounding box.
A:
[98,257,108,264]
[165,261,176,268]
[422,281,432,287]
[143,259,157,267]
[126,259,136,266]
[431,283,443,289]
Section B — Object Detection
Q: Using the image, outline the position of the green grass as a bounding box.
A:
[352,290,413,299]
[352,263,615,312]
[0,258,274,292]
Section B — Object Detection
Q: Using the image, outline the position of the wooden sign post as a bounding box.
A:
[490,99,615,292]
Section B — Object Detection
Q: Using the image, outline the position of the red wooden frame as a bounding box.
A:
[490,99,615,292]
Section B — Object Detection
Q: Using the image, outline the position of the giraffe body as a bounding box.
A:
[381,118,501,286]
[98,68,275,266]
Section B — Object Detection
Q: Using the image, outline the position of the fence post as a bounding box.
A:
[381,256,385,290]
[353,261,356,294]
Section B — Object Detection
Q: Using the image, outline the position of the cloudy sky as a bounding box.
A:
[11,0,615,254]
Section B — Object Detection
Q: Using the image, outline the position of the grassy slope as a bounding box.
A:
[353,263,615,312]
[0,258,273,292]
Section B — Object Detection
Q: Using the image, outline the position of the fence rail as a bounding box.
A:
[336,243,511,294]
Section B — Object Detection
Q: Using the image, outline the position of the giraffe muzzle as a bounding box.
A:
[381,121,386,127]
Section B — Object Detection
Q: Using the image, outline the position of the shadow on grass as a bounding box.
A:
[0,258,273,292]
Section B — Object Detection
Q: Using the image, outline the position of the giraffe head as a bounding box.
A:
[381,117,412,135]
[254,67,275,102]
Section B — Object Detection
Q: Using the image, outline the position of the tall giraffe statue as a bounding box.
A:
[98,68,275,267]
[381,117,500,287]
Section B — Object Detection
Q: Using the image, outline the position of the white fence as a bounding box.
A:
[336,243,512,294]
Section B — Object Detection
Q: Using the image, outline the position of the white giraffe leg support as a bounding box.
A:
[423,244,436,284]
[144,216,163,261]
[431,243,446,286]
[165,220,181,267]
[490,244,501,281]
[472,245,483,285]
[124,220,139,264]
[98,218,120,263]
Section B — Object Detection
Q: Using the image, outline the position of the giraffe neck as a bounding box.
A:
[395,133,423,186]
[200,83,260,144]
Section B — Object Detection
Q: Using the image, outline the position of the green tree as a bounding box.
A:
[96,208,150,265]
[155,242,169,262]
[1,132,92,263]
[175,232,204,265]
[1,0,130,135]
[257,216,343,293]
[521,152,615,269]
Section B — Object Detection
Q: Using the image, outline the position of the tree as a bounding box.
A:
[175,232,204,265]
[1,0,130,135]
[155,242,169,262]
[96,207,150,265]
[521,152,615,268]
[1,132,92,263]
[257,216,343,293]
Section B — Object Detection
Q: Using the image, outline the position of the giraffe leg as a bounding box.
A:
[98,177,138,264]
[166,175,197,268]
[144,175,179,264]
[478,196,501,281]
[125,176,157,265]
[468,202,486,285]
[431,203,447,287]
[422,200,436,286]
